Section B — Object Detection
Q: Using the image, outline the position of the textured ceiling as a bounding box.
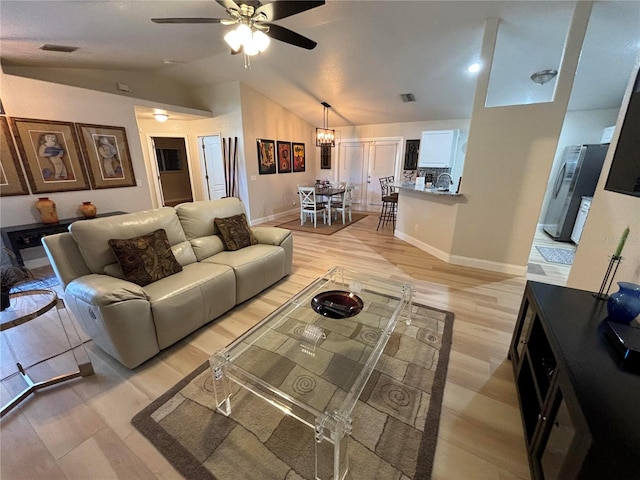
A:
[1,1,639,126]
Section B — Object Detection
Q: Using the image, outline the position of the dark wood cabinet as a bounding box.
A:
[510,281,640,480]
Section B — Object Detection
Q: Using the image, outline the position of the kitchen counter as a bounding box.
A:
[394,182,464,197]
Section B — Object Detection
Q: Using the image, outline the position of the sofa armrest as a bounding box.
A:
[64,274,157,369]
[66,274,148,306]
[251,226,291,246]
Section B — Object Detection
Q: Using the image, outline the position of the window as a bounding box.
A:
[156,148,182,172]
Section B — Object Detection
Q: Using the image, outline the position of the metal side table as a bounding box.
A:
[1,289,94,417]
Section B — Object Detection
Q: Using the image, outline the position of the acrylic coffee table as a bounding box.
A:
[1,289,94,417]
[210,266,413,480]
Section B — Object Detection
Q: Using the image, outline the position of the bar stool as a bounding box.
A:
[377,176,398,231]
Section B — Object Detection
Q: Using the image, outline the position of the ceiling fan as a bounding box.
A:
[151,0,324,57]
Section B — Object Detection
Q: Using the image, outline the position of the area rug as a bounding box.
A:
[277,213,367,235]
[536,246,575,265]
[132,303,454,480]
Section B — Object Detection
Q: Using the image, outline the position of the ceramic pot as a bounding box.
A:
[607,282,640,324]
[79,201,97,219]
[35,197,59,224]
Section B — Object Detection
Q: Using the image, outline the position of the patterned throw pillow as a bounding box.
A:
[108,229,183,286]
[214,213,258,251]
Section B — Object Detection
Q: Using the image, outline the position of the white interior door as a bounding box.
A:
[339,138,401,210]
[199,135,225,200]
[339,141,367,208]
[367,140,400,208]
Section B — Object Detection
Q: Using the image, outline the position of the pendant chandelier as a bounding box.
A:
[316,102,335,147]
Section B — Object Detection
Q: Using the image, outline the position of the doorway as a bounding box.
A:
[338,138,401,210]
[152,136,193,207]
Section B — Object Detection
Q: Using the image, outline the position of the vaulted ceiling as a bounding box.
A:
[1,1,639,126]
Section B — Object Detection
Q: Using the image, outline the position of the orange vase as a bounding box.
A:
[35,197,59,224]
[79,201,97,219]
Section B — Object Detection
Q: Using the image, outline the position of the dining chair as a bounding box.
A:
[298,186,327,228]
[331,184,354,224]
[377,176,398,231]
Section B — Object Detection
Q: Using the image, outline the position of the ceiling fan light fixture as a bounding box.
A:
[224,29,242,52]
[254,30,271,52]
[531,69,558,85]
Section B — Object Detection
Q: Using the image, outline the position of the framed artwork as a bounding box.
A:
[76,123,136,188]
[257,139,276,174]
[0,117,29,196]
[320,145,331,169]
[277,141,292,173]
[10,117,90,193]
[292,142,305,172]
[404,139,420,170]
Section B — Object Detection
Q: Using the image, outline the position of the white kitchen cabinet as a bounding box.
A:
[417,129,458,168]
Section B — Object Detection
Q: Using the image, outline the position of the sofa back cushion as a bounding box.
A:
[70,207,196,274]
[176,198,249,261]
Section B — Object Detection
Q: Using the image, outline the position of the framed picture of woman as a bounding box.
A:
[0,116,30,196]
[277,141,292,173]
[76,123,136,188]
[10,117,90,193]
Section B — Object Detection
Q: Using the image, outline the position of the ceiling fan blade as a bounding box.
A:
[264,23,318,50]
[256,1,324,21]
[151,18,223,24]
[216,0,241,12]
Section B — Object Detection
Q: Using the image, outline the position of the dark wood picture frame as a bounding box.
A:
[292,142,306,172]
[0,116,30,196]
[10,117,90,194]
[404,139,420,170]
[320,145,331,169]
[277,141,292,173]
[76,123,136,189]
[257,139,276,174]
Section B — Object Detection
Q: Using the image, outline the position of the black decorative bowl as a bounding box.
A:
[311,290,363,319]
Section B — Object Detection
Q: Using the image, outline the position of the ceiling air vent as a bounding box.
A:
[400,93,416,103]
[39,44,79,53]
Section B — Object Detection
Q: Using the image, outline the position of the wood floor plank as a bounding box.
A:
[0,211,550,479]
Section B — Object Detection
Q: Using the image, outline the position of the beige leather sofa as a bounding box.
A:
[42,198,292,368]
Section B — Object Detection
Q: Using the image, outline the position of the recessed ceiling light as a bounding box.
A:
[153,113,169,122]
[467,63,481,73]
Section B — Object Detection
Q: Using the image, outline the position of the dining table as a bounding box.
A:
[313,186,345,226]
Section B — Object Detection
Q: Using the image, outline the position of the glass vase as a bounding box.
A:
[607,282,640,324]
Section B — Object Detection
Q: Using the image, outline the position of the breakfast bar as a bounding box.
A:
[393,182,467,264]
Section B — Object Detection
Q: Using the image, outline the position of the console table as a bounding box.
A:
[1,211,125,266]
[509,281,640,480]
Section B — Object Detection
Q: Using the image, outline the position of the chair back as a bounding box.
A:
[379,176,396,198]
[343,185,354,207]
[298,186,317,208]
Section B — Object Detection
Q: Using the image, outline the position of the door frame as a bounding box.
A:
[145,133,195,208]
[336,136,403,210]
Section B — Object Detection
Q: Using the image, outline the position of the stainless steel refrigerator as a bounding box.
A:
[543,144,608,242]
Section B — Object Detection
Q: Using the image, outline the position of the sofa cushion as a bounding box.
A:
[203,244,286,303]
[143,263,236,349]
[176,197,247,239]
[71,207,196,274]
[108,229,183,287]
[214,213,258,251]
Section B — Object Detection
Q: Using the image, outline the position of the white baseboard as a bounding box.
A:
[251,208,298,226]
[395,231,527,276]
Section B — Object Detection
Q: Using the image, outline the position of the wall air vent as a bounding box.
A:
[400,93,416,103]
[39,44,79,53]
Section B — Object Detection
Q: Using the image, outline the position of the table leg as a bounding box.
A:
[210,354,232,415]
[314,412,351,480]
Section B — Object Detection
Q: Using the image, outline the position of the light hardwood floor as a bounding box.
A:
[1,213,535,480]
[527,226,575,287]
